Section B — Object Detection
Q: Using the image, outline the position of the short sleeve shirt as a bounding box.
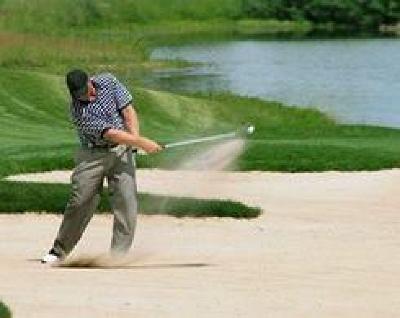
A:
[70,73,133,147]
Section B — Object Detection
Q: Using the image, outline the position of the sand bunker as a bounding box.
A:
[1,169,400,317]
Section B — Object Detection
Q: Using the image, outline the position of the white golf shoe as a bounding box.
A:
[41,249,62,264]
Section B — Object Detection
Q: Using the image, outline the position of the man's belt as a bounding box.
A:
[84,142,119,149]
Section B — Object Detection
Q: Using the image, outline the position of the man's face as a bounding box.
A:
[77,81,96,103]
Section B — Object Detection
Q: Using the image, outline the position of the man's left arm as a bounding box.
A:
[122,104,139,136]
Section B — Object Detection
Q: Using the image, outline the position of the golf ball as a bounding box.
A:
[247,125,255,134]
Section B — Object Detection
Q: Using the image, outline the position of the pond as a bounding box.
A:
[147,38,400,128]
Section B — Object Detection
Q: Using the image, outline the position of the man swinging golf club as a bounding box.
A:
[41,69,163,264]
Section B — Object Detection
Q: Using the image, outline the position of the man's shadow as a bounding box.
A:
[27,258,211,269]
[58,263,211,269]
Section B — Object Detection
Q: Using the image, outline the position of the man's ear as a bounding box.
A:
[89,81,97,96]
[89,81,95,92]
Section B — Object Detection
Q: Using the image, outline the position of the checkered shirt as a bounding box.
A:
[70,73,133,147]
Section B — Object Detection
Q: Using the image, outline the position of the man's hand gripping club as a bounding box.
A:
[104,129,163,154]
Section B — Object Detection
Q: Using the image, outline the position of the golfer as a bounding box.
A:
[41,69,162,263]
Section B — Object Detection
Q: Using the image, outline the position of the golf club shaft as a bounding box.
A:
[135,123,254,155]
[163,131,237,149]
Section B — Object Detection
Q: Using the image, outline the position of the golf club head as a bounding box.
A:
[239,123,255,136]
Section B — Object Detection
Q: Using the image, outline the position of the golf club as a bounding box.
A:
[136,123,255,155]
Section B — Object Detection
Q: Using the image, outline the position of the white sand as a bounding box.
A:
[1,169,400,317]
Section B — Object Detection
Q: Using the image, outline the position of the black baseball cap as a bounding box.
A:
[66,69,89,99]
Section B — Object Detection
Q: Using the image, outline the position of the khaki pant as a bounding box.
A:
[52,145,137,257]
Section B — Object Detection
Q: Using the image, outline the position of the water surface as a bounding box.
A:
[148,38,400,127]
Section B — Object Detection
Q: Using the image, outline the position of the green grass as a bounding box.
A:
[0,0,312,72]
[0,0,308,32]
[0,30,148,74]
[0,19,310,73]
[1,68,400,177]
[137,90,400,171]
[0,182,260,218]
[0,0,243,29]
[0,301,11,318]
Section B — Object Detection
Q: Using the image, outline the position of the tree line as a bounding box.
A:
[241,0,400,29]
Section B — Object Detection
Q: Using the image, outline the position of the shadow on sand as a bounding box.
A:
[57,262,211,269]
[27,258,211,269]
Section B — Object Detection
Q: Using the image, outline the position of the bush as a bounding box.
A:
[241,0,400,29]
[0,302,11,318]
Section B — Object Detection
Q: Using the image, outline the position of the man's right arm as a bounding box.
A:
[103,129,162,154]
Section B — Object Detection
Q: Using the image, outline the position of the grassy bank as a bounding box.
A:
[0,19,310,74]
[0,182,260,218]
[0,1,312,73]
[1,0,396,33]
[1,68,399,176]
[0,0,310,31]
